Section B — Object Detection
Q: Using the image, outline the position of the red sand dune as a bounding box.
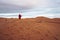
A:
[0,17,60,40]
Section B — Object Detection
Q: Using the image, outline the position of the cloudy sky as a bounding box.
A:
[1,0,60,7]
[0,0,60,18]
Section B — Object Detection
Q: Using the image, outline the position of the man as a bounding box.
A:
[19,14,22,19]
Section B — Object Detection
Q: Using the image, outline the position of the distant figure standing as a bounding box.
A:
[19,14,22,19]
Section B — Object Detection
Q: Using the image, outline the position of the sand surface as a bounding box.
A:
[0,17,60,40]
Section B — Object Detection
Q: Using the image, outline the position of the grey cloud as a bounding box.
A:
[0,2,31,13]
[0,0,60,13]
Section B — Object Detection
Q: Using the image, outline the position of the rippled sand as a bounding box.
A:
[0,17,60,40]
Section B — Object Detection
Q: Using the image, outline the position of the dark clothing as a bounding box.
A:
[19,14,21,19]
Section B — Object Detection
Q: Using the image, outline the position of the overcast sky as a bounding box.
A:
[0,0,60,12]
[0,0,49,7]
[0,0,60,11]
[0,0,60,18]
[0,0,60,7]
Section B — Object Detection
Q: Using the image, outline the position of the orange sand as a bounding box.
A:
[0,17,60,40]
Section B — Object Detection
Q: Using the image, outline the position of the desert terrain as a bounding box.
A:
[0,17,60,40]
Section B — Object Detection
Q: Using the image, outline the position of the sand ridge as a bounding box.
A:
[0,17,60,40]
